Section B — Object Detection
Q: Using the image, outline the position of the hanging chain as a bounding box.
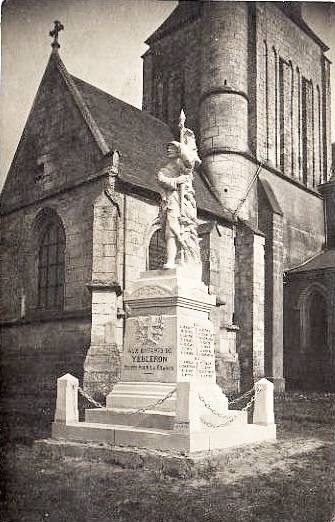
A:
[129,388,176,415]
[78,386,176,415]
[78,386,104,409]
[199,386,257,429]
[78,384,258,427]
[228,387,254,406]
[198,393,229,419]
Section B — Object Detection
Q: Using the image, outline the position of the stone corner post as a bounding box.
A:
[54,373,79,424]
[253,378,275,426]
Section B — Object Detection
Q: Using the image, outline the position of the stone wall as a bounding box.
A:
[259,169,325,269]
[0,55,103,214]
[256,3,329,185]
[142,17,201,137]
[258,180,285,390]
[0,318,90,442]
[208,224,240,394]
[83,189,160,396]
[235,225,265,391]
[0,180,102,321]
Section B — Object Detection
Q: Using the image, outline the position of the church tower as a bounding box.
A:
[142,1,259,224]
[199,2,257,223]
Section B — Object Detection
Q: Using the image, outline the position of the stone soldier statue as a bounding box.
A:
[156,111,201,268]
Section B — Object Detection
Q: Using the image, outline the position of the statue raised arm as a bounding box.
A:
[156,111,201,269]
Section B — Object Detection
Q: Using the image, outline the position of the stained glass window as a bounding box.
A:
[148,228,165,270]
[148,227,210,285]
[38,221,65,310]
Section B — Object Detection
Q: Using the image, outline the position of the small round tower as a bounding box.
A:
[199,1,257,222]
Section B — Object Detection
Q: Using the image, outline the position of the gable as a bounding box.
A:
[1,52,233,223]
[0,54,105,214]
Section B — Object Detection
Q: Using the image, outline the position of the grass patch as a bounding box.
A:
[1,393,334,522]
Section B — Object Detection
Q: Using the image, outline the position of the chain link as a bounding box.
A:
[78,384,258,427]
[200,414,237,429]
[228,387,254,406]
[199,386,254,419]
[129,388,176,416]
[78,386,104,409]
[78,385,176,416]
[199,387,257,429]
[242,393,256,412]
[198,394,229,419]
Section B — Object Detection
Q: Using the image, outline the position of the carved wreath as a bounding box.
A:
[135,315,164,345]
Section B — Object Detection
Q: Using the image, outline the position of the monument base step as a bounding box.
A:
[85,408,176,430]
[85,408,248,431]
[52,420,276,453]
[106,382,176,412]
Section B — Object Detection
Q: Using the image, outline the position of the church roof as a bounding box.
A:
[70,75,232,220]
[145,1,328,52]
[145,2,201,45]
[0,50,231,221]
[289,249,335,273]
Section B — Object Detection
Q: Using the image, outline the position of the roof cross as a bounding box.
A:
[49,20,64,50]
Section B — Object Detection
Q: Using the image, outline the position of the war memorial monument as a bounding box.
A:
[51,113,276,455]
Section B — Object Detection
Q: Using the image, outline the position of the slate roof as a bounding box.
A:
[289,249,335,273]
[145,1,328,51]
[0,50,232,221]
[71,75,232,220]
[145,2,201,45]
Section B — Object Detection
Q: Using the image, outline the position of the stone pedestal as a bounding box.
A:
[52,268,276,453]
[106,266,229,430]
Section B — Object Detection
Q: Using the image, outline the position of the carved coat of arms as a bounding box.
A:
[135,315,164,345]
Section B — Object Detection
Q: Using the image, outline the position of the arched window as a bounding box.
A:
[154,74,164,120]
[148,228,165,270]
[148,225,211,285]
[38,219,65,310]
[298,286,330,390]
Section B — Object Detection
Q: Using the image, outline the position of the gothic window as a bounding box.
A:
[296,67,302,181]
[263,40,269,160]
[38,220,65,310]
[279,58,293,175]
[272,47,279,167]
[148,228,165,270]
[301,77,314,187]
[154,75,164,120]
[298,285,330,390]
[316,85,322,185]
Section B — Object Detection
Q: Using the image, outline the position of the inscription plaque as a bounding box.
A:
[122,314,216,384]
[177,319,216,383]
[196,325,216,382]
[122,315,177,382]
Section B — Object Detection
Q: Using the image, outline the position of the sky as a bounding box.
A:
[0,0,334,190]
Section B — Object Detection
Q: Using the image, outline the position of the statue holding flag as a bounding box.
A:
[156,110,201,269]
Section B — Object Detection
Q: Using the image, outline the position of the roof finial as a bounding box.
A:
[49,20,64,50]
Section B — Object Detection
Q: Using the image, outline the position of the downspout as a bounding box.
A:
[122,193,127,341]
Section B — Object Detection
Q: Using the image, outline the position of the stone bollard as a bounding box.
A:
[54,373,79,424]
[253,378,275,426]
[174,382,201,433]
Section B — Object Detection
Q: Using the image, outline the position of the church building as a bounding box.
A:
[1,2,334,434]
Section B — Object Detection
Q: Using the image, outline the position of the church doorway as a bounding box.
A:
[303,289,330,390]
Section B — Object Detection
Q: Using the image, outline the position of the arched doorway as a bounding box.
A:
[303,289,330,390]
